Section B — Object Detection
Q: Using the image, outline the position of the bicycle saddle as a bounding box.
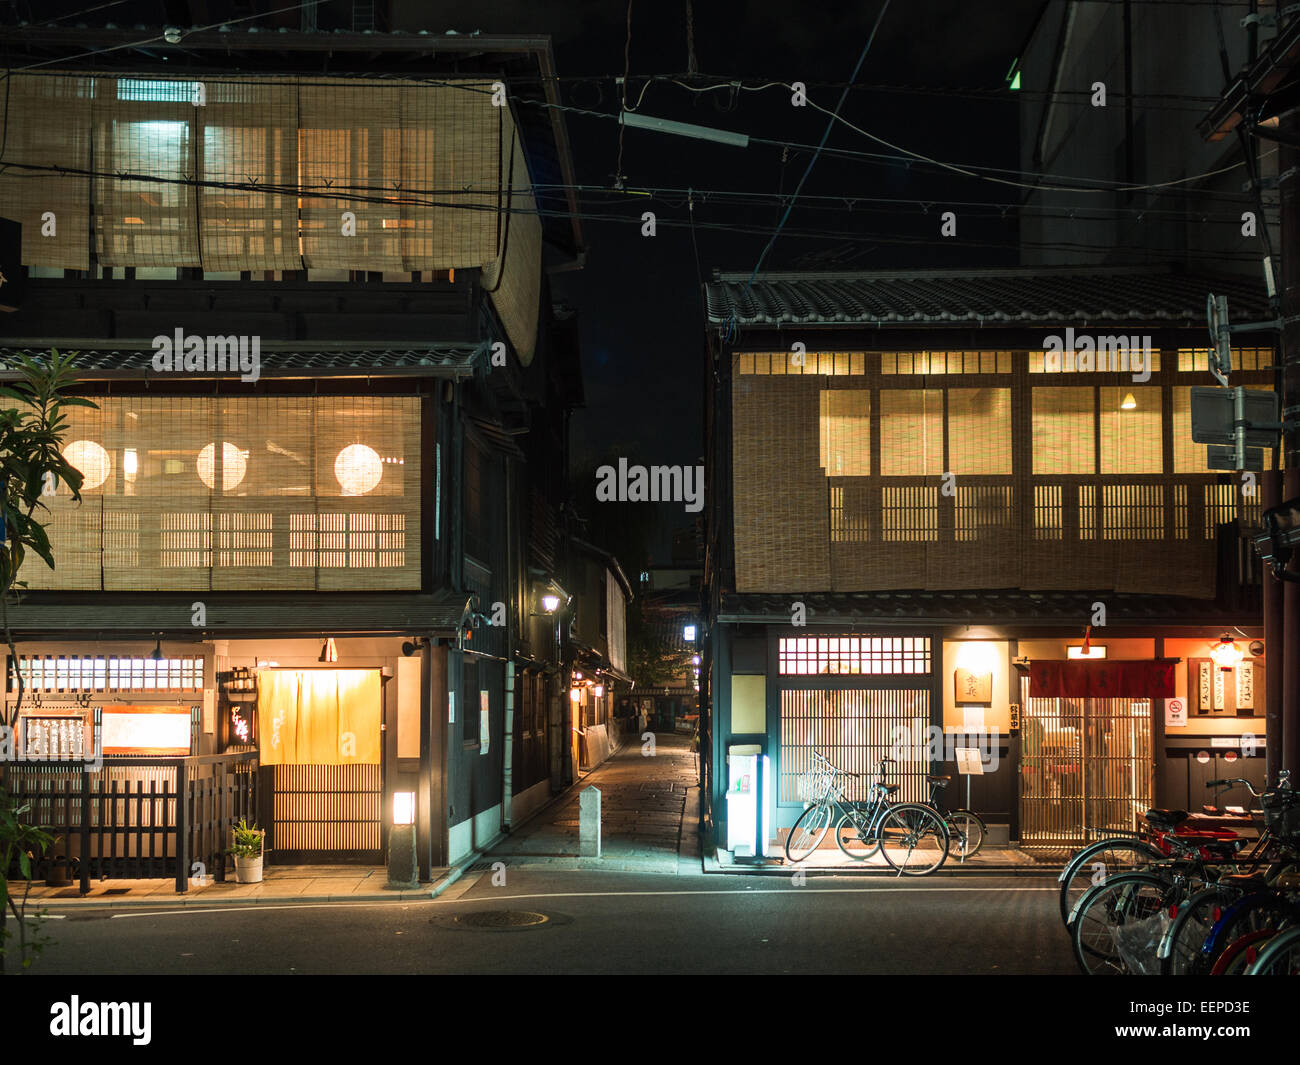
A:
[1145,808,1189,829]
[926,775,950,785]
[880,784,900,795]
[1219,871,1269,888]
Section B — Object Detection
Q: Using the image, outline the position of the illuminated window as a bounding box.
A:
[13,654,203,692]
[880,351,1011,375]
[819,390,870,476]
[1100,386,1162,474]
[879,390,943,476]
[1177,347,1270,372]
[735,352,865,375]
[1029,347,1160,373]
[1032,387,1095,475]
[948,388,1011,475]
[778,636,931,675]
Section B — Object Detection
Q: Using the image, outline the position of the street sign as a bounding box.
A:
[1207,444,1267,471]
[1190,386,1279,447]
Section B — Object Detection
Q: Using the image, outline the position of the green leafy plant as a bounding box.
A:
[0,790,56,972]
[228,819,265,859]
[0,349,93,973]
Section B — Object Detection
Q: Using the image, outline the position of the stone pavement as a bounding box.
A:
[483,731,700,875]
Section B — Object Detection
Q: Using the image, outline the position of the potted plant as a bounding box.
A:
[228,818,265,884]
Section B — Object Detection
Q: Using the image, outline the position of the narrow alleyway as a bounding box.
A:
[484,732,700,874]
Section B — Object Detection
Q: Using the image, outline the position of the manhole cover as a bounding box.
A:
[457,910,549,929]
[430,909,570,932]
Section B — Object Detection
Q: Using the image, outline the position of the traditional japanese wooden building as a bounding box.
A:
[702,266,1274,857]
[0,27,587,889]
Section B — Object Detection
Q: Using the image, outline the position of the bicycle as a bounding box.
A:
[925,774,986,860]
[1068,772,1300,974]
[785,751,950,875]
[1058,772,1289,928]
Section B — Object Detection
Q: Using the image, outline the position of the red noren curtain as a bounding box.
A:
[1027,660,1176,700]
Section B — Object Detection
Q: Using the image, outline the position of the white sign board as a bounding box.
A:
[955,747,984,776]
[1164,698,1186,729]
[101,708,191,755]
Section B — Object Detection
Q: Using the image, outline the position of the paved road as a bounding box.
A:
[32,870,1076,975]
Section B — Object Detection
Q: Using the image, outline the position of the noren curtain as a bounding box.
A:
[256,668,381,766]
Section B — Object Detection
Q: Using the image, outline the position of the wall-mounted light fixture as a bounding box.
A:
[541,593,561,613]
[319,637,338,663]
[1210,635,1244,672]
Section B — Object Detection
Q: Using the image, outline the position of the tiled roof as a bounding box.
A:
[717,590,1248,626]
[0,346,481,380]
[704,267,1269,328]
[6,590,473,638]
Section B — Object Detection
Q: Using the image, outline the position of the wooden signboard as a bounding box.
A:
[954,668,993,704]
[1187,659,1261,717]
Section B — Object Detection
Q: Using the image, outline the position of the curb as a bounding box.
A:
[701,850,1056,878]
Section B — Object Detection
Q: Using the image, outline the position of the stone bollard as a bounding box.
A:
[579,785,602,857]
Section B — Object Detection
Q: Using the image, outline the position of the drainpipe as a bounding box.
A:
[502,660,516,830]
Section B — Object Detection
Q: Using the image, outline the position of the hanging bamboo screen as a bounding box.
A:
[732,352,1230,597]
[480,124,544,365]
[0,73,534,287]
[199,78,300,272]
[24,395,421,591]
[731,373,830,591]
[0,73,95,269]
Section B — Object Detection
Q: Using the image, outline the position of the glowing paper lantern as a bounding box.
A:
[62,440,111,490]
[196,442,248,490]
[334,444,383,495]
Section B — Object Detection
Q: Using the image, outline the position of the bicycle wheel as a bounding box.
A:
[1069,872,1170,975]
[1160,883,1245,976]
[835,809,881,860]
[1202,893,1300,972]
[1058,837,1165,926]
[1211,929,1279,976]
[878,804,949,876]
[1246,925,1300,975]
[785,802,834,863]
[947,810,986,860]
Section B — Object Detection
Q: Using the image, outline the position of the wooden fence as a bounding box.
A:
[1,752,258,894]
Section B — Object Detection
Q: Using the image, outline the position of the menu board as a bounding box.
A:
[101,705,192,756]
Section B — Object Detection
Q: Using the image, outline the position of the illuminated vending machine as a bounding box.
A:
[725,742,769,860]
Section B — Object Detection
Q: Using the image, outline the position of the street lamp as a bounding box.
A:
[541,593,560,613]
[385,791,418,890]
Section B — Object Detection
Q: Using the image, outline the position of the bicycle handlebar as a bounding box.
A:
[1206,777,1266,799]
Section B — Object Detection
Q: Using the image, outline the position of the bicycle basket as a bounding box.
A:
[796,768,833,802]
[1262,788,1300,837]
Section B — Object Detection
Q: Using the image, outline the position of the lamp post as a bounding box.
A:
[385,791,418,890]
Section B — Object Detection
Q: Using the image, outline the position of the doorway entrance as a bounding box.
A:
[256,668,384,862]
[1019,678,1153,849]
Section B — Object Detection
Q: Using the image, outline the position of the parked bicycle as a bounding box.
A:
[1062,770,1300,975]
[1058,773,1289,928]
[785,751,950,875]
[926,774,986,860]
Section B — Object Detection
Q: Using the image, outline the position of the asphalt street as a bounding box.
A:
[31,870,1076,975]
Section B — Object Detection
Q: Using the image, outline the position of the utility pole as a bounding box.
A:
[1279,107,1300,782]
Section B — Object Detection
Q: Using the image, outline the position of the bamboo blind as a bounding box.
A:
[734,365,1225,597]
[0,72,527,276]
[0,74,95,269]
[199,78,300,271]
[731,374,830,592]
[25,395,420,591]
[480,124,543,365]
